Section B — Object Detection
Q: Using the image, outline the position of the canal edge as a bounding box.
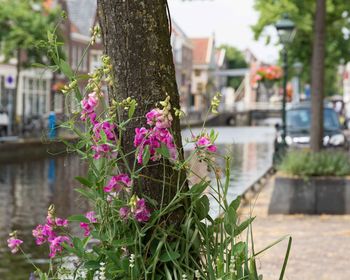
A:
[240,166,276,207]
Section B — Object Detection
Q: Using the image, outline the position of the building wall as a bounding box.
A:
[171,25,193,114]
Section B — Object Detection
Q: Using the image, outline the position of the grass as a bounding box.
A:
[278,149,350,177]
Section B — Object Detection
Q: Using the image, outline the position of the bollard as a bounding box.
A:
[48,111,56,140]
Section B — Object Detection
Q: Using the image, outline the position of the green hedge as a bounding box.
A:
[278,150,350,177]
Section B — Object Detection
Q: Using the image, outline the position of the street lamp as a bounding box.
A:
[293,61,303,103]
[275,14,296,145]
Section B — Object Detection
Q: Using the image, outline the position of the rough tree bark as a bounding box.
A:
[97,1,186,210]
[310,0,326,152]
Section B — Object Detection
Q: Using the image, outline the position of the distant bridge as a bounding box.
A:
[183,102,283,128]
[215,68,249,77]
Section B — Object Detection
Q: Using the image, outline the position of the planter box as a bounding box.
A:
[269,173,350,214]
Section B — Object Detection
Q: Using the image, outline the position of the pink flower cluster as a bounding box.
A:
[119,198,150,223]
[32,215,70,258]
[91,143,115,160]
[80,211,97,237]
[93,121,117,141]
[146,108,172,129]
[104,174,132,193]
[80,92,118,159]
[7,237,23,254]
[81,92,98,124]
[196,136,217,153]
[134,109,176,164]
[104,174,132,202]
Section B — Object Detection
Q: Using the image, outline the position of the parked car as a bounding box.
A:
[274,102,348,152]
[0,108,9,136]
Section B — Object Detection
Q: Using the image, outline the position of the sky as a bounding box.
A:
[168,0,280,63]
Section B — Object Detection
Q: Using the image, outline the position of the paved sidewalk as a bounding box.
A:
[240,176,350,280]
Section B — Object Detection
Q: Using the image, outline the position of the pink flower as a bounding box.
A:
[146,108,172,129]
[104,174,132,193]
[86,211,97,223]
[7,237,23,254]
[134,198,151,222]
[134,127,149,147]
[197,137,211,146]
[79,211,97,237]
[134,127,177,164]
[49,236,70,258]
[196,136,217,153]
[92,144,114,159]
[80,92,99,122]
[146,109,162,126]
[33,223,57,245]
[80,222,90,237]
[119,207,130,220]
[93,121,117,141]
[33,225,46,245]
[55,218,68,227]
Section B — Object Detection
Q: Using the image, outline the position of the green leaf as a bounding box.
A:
[234,217,255,236]
[61,242,77,255]
[224,203,237,234]
[156,143,170,159]
[128,101,136,118]
[279,237,292,280]
[142,146,150,166]
[72,237,84,257]
[195,195,210,220]
[59,59,74,78]
[229,196,241,212]
[84,260,100,270]
[75,188,96,201]
[189,181,209,199]
[31,63,47,68]
[233,242,246,256]
[77,74,91,80]
[75,176,93,188]
[68,214,90,223]
[159,250,181,262]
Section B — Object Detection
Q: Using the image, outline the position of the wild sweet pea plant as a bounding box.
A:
[7,24,291,280]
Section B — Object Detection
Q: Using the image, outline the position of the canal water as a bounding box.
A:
[0,126,275,279]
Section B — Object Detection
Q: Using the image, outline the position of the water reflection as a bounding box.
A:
[182,127,275,216]
[0,127,274,279]
[0,156,89,280]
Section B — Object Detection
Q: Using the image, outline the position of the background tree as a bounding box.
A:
[310,0,326,152]
[0,0,59,128]
[97,1,186,213]
[252,0,350,96]
[219,44,248,90]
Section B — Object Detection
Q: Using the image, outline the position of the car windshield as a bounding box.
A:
[286,108,340,131]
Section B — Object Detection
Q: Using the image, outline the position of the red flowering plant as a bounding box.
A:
[254,65,283,83]
[8,24,292,280]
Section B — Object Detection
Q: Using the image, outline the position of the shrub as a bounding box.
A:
[278,149,350,177]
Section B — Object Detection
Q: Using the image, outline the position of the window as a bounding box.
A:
[197,83,203,93]
[22,77,50,117]
[181,73,186,86]
[71,46,77,68]
[195,70,201,77]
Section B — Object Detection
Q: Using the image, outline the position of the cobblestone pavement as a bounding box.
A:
[239,176,350,280]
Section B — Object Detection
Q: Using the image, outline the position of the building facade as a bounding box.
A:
[171,21,193,114]
[190,35,223,112]
[0,0,196,132]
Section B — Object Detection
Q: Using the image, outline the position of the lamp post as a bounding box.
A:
[275,15,296,145]
[293,61,303,103]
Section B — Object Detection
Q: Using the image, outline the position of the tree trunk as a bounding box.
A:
[97,1,186,210]
[310,0,326,152]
